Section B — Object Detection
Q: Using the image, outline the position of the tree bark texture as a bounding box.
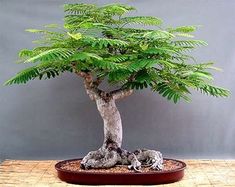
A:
[75,71,163,172]
[96,98,122,149]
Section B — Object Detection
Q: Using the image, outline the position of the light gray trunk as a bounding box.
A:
[95,98,122,149]
[78,72,163,171]
[81,97,163,171]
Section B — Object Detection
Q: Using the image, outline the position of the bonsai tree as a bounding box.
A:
[5,3,229,172]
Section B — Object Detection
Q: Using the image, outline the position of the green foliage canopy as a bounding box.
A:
[5,3,230,103]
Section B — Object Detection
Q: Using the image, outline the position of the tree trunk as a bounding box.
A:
[81,95,163,171]
[96,98,122,149]
[75,71,163,171]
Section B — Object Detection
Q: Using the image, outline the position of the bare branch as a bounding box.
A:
[73,67,102,101]
[72,63,133,101]
[83,77,100,101]
[111,88,133,100]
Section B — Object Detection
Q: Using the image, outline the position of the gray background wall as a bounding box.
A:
[0,0,235,162]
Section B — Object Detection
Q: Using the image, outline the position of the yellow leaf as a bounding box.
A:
[67,32,82,40]
[140,43,148,50]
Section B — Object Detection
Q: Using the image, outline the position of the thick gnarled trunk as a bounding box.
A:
[75,71,163,172]
[81,95,163,172]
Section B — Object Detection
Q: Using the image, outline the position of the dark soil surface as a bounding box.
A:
[60,159,183,173]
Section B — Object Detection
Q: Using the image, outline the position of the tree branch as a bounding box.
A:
[74,70,101,101]
[72,63,133,101]
[111,88,134,100]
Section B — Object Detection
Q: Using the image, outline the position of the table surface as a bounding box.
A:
[0,159,235,187]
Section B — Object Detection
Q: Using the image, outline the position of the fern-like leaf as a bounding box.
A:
[64,4,97,15]
[99,4,135,16]
[143,30,174,39]
[24,48,75,63]
[168,25,198,33]
[6,2,230,103]
[198,84,230,97]
[4,67,40,85]
[128,59,157,72]
[173,40,208,47]
[83,36,128,48]
[153,82,191,103]
[94,60,126,70]
[108,69,132,82]
[120,16,162,26]
[71,52,103,61]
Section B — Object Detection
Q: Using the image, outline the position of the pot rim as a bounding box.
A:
[55,157,186,175]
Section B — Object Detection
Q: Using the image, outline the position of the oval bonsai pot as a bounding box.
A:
[55,158,186,185]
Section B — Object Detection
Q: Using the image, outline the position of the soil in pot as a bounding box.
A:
[60,159,183,173]
[55,158,186,185]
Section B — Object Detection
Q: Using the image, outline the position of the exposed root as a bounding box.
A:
[81,147,163,172]
[134,149,163,170]
[127,153,142,172]
[80,148,118,169]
